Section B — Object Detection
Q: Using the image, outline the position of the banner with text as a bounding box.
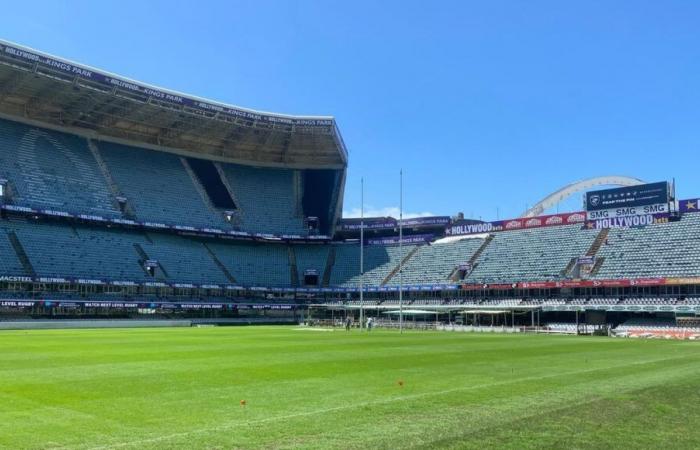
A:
[445,212,587,236]
[0,42,333,128]
[586,203,668,220]
[584,213,669,230]
[367,234,433,245]
[585,181,670,211]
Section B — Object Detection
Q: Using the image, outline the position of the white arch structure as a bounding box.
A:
[521,176,646,218]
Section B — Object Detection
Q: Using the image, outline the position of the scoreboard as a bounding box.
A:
[585,181,670,211]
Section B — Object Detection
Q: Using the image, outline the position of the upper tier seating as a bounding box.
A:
[0,119,119,217]
[98,141,229,229]
[465,225,598,283]
[594,214,700,278]
[0,118,324,236]
[220,164,306,235]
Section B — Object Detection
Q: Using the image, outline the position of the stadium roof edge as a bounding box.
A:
[0,39,335,122]
[0,39,348,168]
[0,111,346,170]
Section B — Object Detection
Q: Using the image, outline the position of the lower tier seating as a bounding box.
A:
[2,212,700,288]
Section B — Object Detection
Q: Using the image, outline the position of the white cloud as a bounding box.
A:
[343,206,436,219]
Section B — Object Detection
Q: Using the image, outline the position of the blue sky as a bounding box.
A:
[2,1,699,220]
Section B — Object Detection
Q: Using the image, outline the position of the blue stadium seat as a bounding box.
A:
[98,141,229,229]
[221,164,307,235]
[208,241,291,287]
[330,243,416,287]
[294,245,330,285]
[2,219,149,281]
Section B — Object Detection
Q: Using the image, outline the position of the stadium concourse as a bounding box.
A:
[1,41,700,337]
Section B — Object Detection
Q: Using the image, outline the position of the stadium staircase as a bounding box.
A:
[560,258,577,277]
[321,246,336,287]
[450,235,494,281]
[327,174,342,234]
[213,163,243,227]
[7,231,36,278]
[293,171,304,219]
[202,243,237,284]
[88,140,136,219]
[381,245,423,286]
[133,242,168,281]
[180,157,226,222]
[587,228,610,256]
[561,228,610,277]
[589,257,606,276]
[288,246,299,287]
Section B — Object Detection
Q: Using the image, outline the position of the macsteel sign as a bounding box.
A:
[585,182,670,211]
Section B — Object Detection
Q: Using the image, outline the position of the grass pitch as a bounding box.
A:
[1,326,700,449]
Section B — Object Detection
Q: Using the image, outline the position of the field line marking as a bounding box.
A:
[84,353,696,450]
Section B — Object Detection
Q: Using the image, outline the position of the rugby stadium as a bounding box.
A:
[1,40,700,448]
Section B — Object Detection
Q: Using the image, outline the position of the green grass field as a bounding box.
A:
[1,326,700,449]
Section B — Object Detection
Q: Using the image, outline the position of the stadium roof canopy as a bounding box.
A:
[0,40,347,169]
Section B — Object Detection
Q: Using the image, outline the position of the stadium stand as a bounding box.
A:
[294,245,331,286]
[390,237,486,285]
[1,219,149,281]
[0,119,120,217]
[464,225,598,283]
[593,213,700,278]
[0,226,26,277]
[97,141,229,229]
[220,164,307,236]
[4,40,700,331]
[329,242,417,287]
[207,241,292,287]
[613,319,700,338]
[142,233,231,285]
